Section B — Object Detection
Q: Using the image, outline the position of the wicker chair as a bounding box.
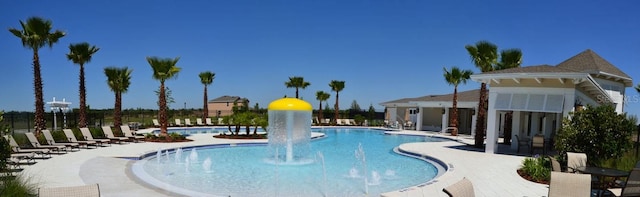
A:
[442,177,475,197]
[39,183,100,197]
[548,171,591,197]
[608,168,640,197]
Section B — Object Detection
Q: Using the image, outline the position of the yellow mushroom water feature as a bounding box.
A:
[267,98,313,164]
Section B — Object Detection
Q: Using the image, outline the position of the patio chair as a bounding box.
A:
[42,130,80,151]
[38,183,100,197]
[442,177,475,197]
[185,118,193,127]
[152,119,161,127]
[79,128,111,147]
[531,135,545,155]
[175,119,184,127]
[549,156,562,172]
[101,126,130,144]
[548,171,591,197]
[196,118,205,126]
[62,129,97,149]
[515,134,530,153]
[24,132,67,153]
[4,135,51,158]
[608,167,640,197]
[567,152,588,173]
[120,125,145,142]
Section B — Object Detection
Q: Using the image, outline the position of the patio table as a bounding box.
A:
[575,166,629,196]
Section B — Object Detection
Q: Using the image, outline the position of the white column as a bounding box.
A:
[416,107,423,131]
[530,113,540,135]
[441,108,449,130]
[486,91,499,154]
[471,108,477,136]
[510,111,521,150]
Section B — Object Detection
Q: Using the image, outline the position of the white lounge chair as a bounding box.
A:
[152,119,161,127]
[63,129,97,148]
[79,128,110,146]
[185,119,193,127]
[205,118,214,126]
[120,125,145,142]
[101,126,130,144]
[4,135,51,158]
[42,130,80,151]
[175,119,184,127]
[196,118,205,126]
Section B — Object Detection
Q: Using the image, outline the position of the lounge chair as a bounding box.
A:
[39,183,100,197]
[205,118,214,126]
[8,152,36,165]
[174,119,184,127]
[567,152,588,173]
[548,171,591,197]
[101,126,130,144]
[24,132,67,153]
[42,130,80,151]
[549,156,562,172]
[185,119,193,127]
[79,128,111,147]
[63,129,97,148]
[442,177,475,197]
[608,167,640,197]
[120,125,145,142]
[152,119,161,127]
[515,134,530,153]
[196,118,205,126]
[4,135,51,158]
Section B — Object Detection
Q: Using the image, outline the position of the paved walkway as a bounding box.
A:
[19,128,549,197]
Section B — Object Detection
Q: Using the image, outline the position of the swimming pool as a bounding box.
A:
[132,128,446,197]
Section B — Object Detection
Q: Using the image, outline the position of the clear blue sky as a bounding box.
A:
[2,1,640,116]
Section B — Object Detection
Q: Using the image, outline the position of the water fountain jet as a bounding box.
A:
[267,98,312,164]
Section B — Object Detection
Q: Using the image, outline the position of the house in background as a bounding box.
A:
[207,95,250,117]
[382,49,632,154]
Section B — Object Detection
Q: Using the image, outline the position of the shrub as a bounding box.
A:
[520,156,551,183]
[555,105,636,165]
[0,175,38,196]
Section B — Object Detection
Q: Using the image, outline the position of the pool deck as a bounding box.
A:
[19,127,548,197]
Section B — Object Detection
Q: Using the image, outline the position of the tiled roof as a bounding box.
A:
[381,89,483,104]
[556,49,631,79]
[482,64,575,74]
[210,95,248,103]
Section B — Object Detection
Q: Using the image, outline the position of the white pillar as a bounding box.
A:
[530,113,540,135]
[471,108,477,136]
[416,107,423,131]
[486,91,499,154]
[510,111,521,150]
[441,108,449,130]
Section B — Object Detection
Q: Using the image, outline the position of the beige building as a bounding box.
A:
[207,96,250,117]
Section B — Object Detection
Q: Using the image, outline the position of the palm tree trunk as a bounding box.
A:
[203,85,208,120]
[319,102,324,125]
[503,112,513,145]
[33,49,45,135]
[79,64,87,128]
[159,82,168,136]
[334,92,340,125]
[114,92,122,128]
[451,86,459,135]
[474,83,488,148]
[295,88,299,98]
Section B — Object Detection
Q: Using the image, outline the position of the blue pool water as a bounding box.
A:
[133,128,445,197]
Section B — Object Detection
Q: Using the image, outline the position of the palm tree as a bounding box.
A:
[495,49,522,144]
[285,76,311,98]
[147,57,181,137]
[465,41,498,148]
[199,71,215,120]
[9,17,65,135]
[443,66,473,136]
[315,91,330,125]
[329,80,345,125]
[104,67,132,129]
[67,42,100,128]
